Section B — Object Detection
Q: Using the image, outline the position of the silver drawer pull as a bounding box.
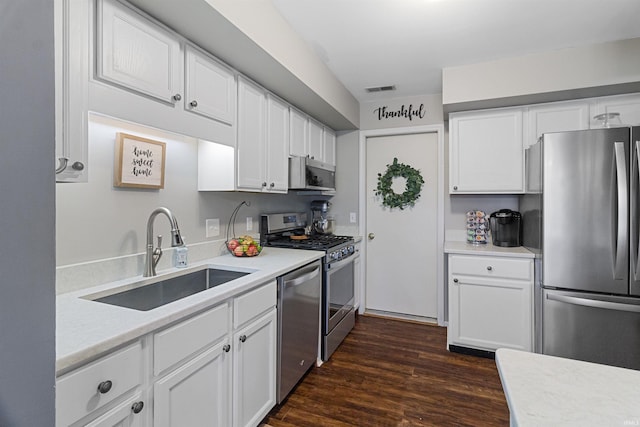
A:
[487,266,493,271]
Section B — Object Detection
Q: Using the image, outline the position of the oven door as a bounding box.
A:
[324,255,355,332]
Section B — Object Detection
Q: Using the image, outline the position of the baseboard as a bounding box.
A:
[449,344,495,360]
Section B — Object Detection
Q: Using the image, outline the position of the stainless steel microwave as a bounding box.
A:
[289,156,336,191]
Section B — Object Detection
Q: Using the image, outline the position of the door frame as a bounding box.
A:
[358,125,446,326]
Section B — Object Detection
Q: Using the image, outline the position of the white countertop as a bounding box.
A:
[496,348,640,426]
[56,247,324,375]
[444,241,535,258]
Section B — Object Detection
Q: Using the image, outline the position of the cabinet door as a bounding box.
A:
[323,127,336,166]
[527,101,590,148]
[289,108,309,157]
[448,271,532,352]
[154,342,231,427]
[593,93,640,127]
[449,109,524,193]
[97,0,181,104]
[84,392,146,427]
[55,0,89,182]
[232,309,277,427]
[266,95,289,192]
[237,77,266,191]
[185,46,236,125]
[308,119,324,161]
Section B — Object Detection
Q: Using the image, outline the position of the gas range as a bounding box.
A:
[260,213,355,260]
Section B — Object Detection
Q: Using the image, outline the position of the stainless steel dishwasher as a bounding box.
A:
[277,260,321,403]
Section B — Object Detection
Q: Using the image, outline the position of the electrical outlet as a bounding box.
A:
[350,212,357,223]
[206,218,220,238]
[246,217,253,231]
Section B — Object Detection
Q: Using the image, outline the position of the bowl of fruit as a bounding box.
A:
[226,235,262,257]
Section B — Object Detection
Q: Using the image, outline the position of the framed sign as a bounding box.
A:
[114,133,166,189]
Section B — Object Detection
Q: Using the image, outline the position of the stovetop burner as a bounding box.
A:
[264,234,353,251]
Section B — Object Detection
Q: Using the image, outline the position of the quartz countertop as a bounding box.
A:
[496,348,640,426]
[444,241,535,258]
[56,247,324,375]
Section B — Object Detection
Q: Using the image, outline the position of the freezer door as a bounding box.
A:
[543,128,630,294]
[542,289,640,370]
[630,127,640,296]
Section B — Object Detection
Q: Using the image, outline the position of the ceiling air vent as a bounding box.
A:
[365,85,396,93]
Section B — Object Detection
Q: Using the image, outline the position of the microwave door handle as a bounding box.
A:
[634,140,640,280]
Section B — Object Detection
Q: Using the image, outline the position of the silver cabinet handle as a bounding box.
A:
[97,380,112,394]
[190,100,198,108]
[223,344,231,353]
[270,182,275,188]
[453,278,459,283]
[239,335,247,343]
[453,186,458,191]
[368,233,375,240]
[131,401,144,414]
[172,94,182,101]
[262,182,267,187]
[487,266,493,271]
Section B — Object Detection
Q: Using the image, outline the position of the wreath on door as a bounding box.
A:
[375,158,425,210]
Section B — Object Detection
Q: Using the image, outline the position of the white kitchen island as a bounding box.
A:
[496,348,640,426]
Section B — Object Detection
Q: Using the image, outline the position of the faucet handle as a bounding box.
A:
[156,235,163,248]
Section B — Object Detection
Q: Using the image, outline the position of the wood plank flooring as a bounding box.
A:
[262,314,509,427]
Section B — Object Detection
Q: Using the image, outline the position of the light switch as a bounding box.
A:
[206,218,220,237]
[350,212,357,223]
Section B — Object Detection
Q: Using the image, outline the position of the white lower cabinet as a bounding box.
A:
[447,254,534,352]
[232,309,277,427]
[154,342,231,427]
[57,281,277,427]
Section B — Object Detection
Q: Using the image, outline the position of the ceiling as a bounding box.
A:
[272,0,640,103]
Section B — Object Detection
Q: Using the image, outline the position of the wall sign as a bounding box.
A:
[114,132,166,189]
[373,103,426,122]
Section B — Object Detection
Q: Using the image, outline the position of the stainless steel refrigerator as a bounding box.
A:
[522,126,640,370]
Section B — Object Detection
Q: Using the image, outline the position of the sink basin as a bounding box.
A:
[91,268,251,311]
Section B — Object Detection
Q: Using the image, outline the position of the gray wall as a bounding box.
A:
[0,1,56,425]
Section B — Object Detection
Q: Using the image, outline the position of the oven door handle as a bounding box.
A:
[326,255,355,271]
[283,266,321,288]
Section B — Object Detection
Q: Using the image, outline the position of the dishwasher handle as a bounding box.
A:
[283,265,321,288]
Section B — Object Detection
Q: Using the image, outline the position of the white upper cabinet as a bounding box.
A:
[237,77,267,191]
[55,0,89,182]
[96,0,182,104]
[185,46,236,125]
[449,108,525,194]
[592,92,640,127]
[526,100,590,148]
[289,108,309,157]
[308,118,324,161]
[265,94,290,192]
[323,127,336,166]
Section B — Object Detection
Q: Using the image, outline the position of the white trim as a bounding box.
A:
[358,124,446,326]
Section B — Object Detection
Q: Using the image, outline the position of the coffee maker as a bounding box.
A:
[310,200,335,235]
[489,209,522,247]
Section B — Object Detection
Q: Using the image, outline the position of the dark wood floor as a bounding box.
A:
[263,315,509,427]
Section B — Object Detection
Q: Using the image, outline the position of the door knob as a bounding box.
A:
[368,233,375,240]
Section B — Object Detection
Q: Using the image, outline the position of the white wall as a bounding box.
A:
[443,37,640,111]
[56,114,310,278]
[360,94,443,130]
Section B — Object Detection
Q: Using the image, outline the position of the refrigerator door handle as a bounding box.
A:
[633,140,640,281]
[613,142,628,279]
[547,292,640,313]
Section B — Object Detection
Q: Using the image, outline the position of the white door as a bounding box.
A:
[365,132,439,319]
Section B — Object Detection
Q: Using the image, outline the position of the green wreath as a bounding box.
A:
[375,158,425,210]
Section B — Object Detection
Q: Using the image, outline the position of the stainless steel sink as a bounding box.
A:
[91,268,251,311]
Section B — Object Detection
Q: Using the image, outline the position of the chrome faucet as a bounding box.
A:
[144,207,184,277]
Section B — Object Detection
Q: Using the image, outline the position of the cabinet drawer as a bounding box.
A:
[56,341,143,427]
[449,254,532,281]
[154,303,229,376]
[233,281,276,328]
